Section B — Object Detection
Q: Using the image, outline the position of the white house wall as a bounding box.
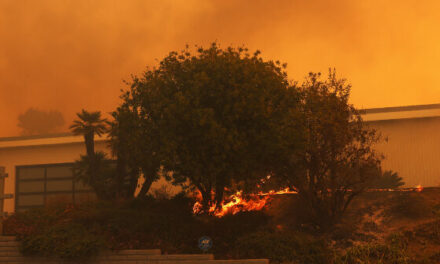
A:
[369,117,440,187]
[0,140,109,213]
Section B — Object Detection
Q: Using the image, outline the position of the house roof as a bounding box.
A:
[1,103,439,147]
[0,133,109,149]
[361,103,440,122]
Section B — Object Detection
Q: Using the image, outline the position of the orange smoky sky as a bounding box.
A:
[1,0,440,137]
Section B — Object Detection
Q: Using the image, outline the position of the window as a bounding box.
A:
[16,163,94,211]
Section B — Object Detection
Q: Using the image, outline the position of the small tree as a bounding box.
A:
[108,104,157,199]
[70,110,113,199]
[369,170,404,189]
[277,71,383,228]
[18,108,65,136]
[70,110,108,157]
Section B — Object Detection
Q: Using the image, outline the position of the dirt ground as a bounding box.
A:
[265,188,440,262]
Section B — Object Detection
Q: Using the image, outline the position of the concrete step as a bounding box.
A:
[0,236,16,242]
[0,249,20,256]
[145,254,214,261]
[0,255,27,262]
[0,240,19,247]
[0,246,20,252]
[113,249,161,255]
[99,253,214,261]
[0,257,268,264]
[94,260,269,264]
[99,254,153,261]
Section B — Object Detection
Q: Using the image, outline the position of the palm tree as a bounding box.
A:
[70,109,108,157]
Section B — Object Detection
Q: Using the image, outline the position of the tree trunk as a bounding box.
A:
[115,154,127,199]
[200,187,212,213]
[214,181,225,210]
[84,132,95,157]
[137,168,155,198]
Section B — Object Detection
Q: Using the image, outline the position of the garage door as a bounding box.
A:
[16,163,94,211]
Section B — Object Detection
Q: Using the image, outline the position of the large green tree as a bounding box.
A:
[112,43,301,210]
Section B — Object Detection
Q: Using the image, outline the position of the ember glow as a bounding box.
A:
[192,188,297,217]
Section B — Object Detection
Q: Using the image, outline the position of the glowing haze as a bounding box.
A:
[1,0,440,137]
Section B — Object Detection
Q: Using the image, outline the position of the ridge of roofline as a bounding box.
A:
[361,103,440,114]
[0,132,75,142]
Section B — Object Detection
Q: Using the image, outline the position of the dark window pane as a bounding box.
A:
[46,180,72,192]
[74,181,92,191]
[19,181,44,193]
[46,166,73,179]
[18,167,45,180]
[18,194,44,206]
[74,192,97,203]
[46,193,73,204]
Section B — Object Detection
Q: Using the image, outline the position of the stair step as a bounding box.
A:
[0,249,20,256]
[94,260,269,264]
[99,253,214,261]
[0,255,27,262]
[146,254,214,260]
[0,258,268,264]
[113,249,161,255]
[99,254,151,260]
[0,246,20,252]
[0,236,16,242]
[0,240,19,247]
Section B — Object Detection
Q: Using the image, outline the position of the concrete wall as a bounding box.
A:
[369,117,440,187]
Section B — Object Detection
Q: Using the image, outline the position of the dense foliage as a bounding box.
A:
[5,191,440,263]
[369,170,405,189]
[271,71,383,227]
[72,44,385,230]
[112,43,302,208]
[3,198,272,260]
[17,108,65,136]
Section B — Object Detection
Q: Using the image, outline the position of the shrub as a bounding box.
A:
[385,193,432,219]
[338,233,410,264]
[20,223,104,260]
[4,204,105,260]
[234,230,330,264]
[414,220,440,244]
[202,211,270,257]
[3,196,272,260]
[369,170,404,189]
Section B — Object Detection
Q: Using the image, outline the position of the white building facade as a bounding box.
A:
[1,103,440,213]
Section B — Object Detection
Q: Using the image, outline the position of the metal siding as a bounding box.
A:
[370,118,440,187]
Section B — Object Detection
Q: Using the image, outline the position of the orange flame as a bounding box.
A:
[193,184,427,217]
[192,187,297,217]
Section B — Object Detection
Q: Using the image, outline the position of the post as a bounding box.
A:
[0,167,5,235]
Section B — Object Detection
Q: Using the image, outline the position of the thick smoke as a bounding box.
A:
[1,0,440,136]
